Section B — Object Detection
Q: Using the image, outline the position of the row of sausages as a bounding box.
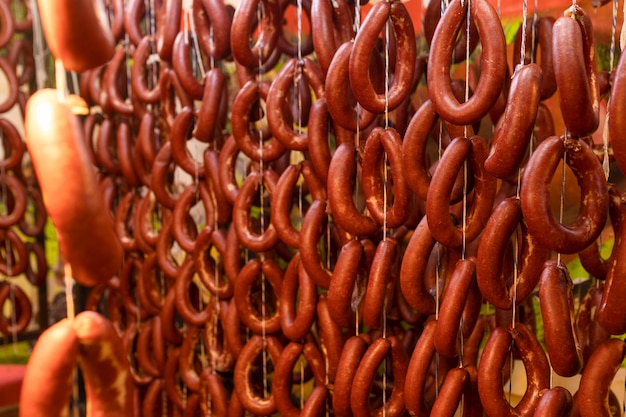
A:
[13,0,626,415]
[0,0,48,340]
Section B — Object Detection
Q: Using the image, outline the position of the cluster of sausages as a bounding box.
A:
[0,0,47,339]
[14,0,626,415]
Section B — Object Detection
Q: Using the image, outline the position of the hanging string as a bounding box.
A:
[517,0,528,72]
[557,135,568,269]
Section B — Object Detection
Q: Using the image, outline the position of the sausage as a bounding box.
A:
[552,6,599,137]
[130,35,164,104]
[194,68,228,143]
[476,197,548,310]
[520,135,609,254]
[423,0,479,64]
[363,238,398,330]
[193,0,232,61]
[24,89,123,287]
[426,135,496,249]
[577,338,626,416]
[155,0,182,61]
[484,63,542,179]
[193,227,234,299]
[578,184,624,280]
[233,335,283,415]
[174,259,216,326]
[609,41,626,177]
[576,283,612,365]
[299,199,334,289]
[427,0,507,125]
[232,168,280,252]
[270,160,326,248]
[478,323,550,417]
[533,387,573,417]
[19,318,78,417]
[327,142,379,237]
[324,41,378,132]
[20,311,133,417]
[310,0,354,75]
[231,80,286,162]
[273,340,327,417]
[279,253,317,341]
[430,367,469,417]
[538,260,582,377]
[597,214,626,334]
[267,58,325,151]
[350,335,407,417]
[327,239,366,328]
[334,335,368,416]
[361,127,410,228]
[0,118,25,171]
[0,282,32,335]
[405,319,438,417]
[349,0,416,113]
[434,257,476,358]
[35,0,115,71]
[230,0,281,69]
[234,257,283,334]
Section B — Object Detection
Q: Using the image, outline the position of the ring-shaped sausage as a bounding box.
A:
[273,340,327,417]
[151,142,181,210]
[230,0,281,69]
[427,0,507,125]
[232,169,280,252]
[279,253,317,341]
[231,80,286,162]
[539,260,582,377]
[0,119,24,171]
[233,335,283,415]
[512,16,557,100]
[24,242,47,287]
[0,58,19,114]
[478,323,551,417]
[361,127,410,228]
[193,0,232,61]
[426,135,496,249]
[325,41,378,132]
[170,107,208,178]
[327,239,367,327]
[298,199,335,289]
[174,259,214,326]
[327,142,379,237]
[115,120,142,188]
[476,197,548,310]
[362,237,398,330]
[0,228,27,276]
[350,335,407,417]
[0,282,32,335]
[423,0,479,64]
[485,63,543,179]
[520,135,608,254]
[192,227,233,299]
[194,68,228,143]
[552,6,599,137]
[131,35,164,103]
[434,257,477,358]
[271,160,325,248]
[349,0,416,114]
[577,338,626,416]
[0,173,26,229]
[171,30,206,101]
[234,257,283,334]
[267,58,325,151]
[310,0,353,70]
